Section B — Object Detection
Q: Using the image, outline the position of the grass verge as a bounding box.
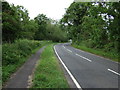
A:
[32,44,69,88]
[32,41,52,54]
[2,40,51,85]
[72,44,119,62]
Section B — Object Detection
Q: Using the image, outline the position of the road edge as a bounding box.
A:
[72,45,119,64]
[53,45,82,89]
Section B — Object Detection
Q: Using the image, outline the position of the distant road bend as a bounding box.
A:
[54,43,119,88]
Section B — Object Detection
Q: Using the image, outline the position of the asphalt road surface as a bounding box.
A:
[54,43,120,89]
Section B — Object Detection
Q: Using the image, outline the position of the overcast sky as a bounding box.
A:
[6,0,74,20]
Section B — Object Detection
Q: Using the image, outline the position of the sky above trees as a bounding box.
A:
[6,0,74,20]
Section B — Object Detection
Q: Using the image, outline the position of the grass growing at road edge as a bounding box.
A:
[32,44,69,88]
[72,44,119,62]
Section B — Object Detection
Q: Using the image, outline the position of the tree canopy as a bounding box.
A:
[60,2,120,52]
[2,2,68,43]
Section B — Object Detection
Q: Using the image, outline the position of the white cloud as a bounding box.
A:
[6,0,74,20]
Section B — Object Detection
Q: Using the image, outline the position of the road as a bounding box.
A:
[54,43,119,89]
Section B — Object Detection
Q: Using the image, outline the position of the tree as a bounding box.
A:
[45,23,68,42]
[2,2,38,42]
[107,2,120,52]
[34,14,50,40]
[61,1,120,52]
[2,2,21,42]
[60,2,89,42]
[19,20,38,39]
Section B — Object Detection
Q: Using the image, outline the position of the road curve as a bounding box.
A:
[54,43,119,89]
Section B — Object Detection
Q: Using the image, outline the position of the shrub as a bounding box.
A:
[2,39,41,66]
[2,39,47,83]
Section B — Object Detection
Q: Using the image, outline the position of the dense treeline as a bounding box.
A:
[60,2,120,54]
[2,2,37,42]
[34,14,68,42]
[2,2,68,43]
[2,1,68,84]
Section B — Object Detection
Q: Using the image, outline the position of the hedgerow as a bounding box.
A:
[2,39,48,83]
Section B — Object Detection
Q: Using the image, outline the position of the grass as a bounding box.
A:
[2,56,29,84]
[32,40,52,54]
[32,44,69,88]
[72,44,119,62]
[2,40,51,85]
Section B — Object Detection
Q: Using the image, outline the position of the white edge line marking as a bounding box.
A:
[108,69,120,76]
[54,46,82,89]
[75,54,92,62]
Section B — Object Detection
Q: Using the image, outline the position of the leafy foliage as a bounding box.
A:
[60,2,120,54]
[2,2,68,43]
[2,39,41,66]
[2,2,21,42]
[34,14,68,42]
[2,1,68,85]
[2,39,49,83]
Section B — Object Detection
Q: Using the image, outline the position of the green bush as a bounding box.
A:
[2,39,46,83]
[2,39,41,66]
[3,44,21,65]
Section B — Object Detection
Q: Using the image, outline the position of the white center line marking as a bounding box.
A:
[66,49,72,53]
[75,47,119,64]
[108,69,120,76]
[54,46,82,89]
[63,46,65,49]
[76,53,92,62]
